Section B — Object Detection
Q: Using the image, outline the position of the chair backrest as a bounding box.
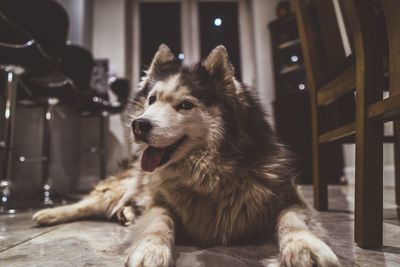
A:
[0,0,69,59]
[60,44,94,92]
[294,0,353,90]
[361,0,400,121]
[0,12,32,45]
[349,0,384,105]
[294,0,358,136]
[382,0,400,97]
[110,78,130,104]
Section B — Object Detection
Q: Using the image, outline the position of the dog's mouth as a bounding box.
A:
[141,136,187,172]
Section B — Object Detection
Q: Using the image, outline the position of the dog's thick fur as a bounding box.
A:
[33,45,340,267]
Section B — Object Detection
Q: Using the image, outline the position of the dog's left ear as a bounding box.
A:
[203,45,234,80]
[148,44,177,75]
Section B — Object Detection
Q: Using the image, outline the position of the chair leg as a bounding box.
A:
[394,120,400,209]
[0,71,18,213]
[355,116,383,248]
[353,0,384,246]
[311,100,327,210]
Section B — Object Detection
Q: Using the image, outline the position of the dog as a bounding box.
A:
[33,44,340,267]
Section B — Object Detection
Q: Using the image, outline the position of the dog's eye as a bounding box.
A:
[177,100,194,110]
[148,95,156,105]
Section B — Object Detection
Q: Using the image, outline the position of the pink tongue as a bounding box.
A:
[141,146,166,172]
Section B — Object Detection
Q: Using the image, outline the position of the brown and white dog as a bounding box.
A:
[33,44,340,267]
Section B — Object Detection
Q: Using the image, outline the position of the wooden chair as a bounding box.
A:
[294,0,400,248]
[350,0,400,248]
[293,0,358,211]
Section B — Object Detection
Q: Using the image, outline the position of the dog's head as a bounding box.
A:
[130,44,239,172]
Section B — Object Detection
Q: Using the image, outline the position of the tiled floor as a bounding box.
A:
[0,185,399,266]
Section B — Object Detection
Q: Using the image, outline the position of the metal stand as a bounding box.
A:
[17,97,60,208]
[19,98,58,207]
[99,111,107,180]
[41,98,58,206]
[0,66,24,214]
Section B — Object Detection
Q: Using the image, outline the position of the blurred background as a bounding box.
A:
[0,0,396,208]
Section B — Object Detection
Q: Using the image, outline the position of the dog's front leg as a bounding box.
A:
[277,206,340,267]
[125,206,174,267]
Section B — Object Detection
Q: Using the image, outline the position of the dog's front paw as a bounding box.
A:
[116,206,136,226]
[32,208,65,226]
[125,237,173,267]
[281,233,340,267]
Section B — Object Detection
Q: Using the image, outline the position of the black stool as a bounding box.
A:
[81,78,130,179]
[0,0,70,211]
[60,45,130,179]
[17,73,81,206]
[0,13,60,213]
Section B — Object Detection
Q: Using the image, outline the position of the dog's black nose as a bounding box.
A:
[132,118,152,138]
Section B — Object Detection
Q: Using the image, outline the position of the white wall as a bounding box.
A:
[251,0,279,122]
[56,0,91,48]
[92,0,126,77]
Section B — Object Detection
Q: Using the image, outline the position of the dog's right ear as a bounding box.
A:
[147,44,177,75]
[203,45,234,81]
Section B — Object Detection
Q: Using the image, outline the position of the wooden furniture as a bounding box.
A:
[350,0,400,248]
[382,0,400,216]
[293,0,356,210]
[295,0,400,248]
[269,13,344,184]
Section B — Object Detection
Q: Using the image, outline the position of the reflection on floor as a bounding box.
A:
[0,185,399,266]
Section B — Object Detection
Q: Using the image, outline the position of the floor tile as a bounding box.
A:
[0,185,399,266]
[0,212,59,252]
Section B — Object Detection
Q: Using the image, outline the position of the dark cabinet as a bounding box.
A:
[269,14,344,184]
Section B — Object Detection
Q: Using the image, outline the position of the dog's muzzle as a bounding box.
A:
[132,118,152,142]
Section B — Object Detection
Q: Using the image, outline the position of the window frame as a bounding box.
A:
[129,0,256,89]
